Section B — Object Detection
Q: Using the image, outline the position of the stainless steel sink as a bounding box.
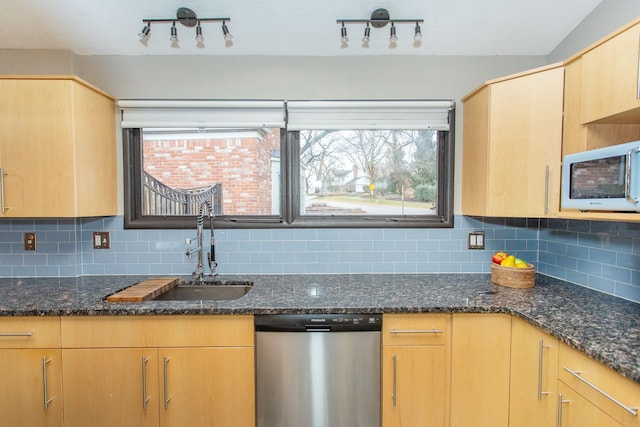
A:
[152,280,252,301]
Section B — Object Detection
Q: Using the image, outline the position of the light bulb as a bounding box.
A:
[389,23,398,43]
[170,22,179,43]
[362,25,370,43]
[414,23,422,41]
[195,22,204,43]
[340,23,349,43]
[222,22,233,42]
[138,24,151,40]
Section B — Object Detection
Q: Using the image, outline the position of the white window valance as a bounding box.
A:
[286,100,455,131]
[118,100,286,128]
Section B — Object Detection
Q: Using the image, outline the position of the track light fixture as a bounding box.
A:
[138,7,232,47]
[337,8,424,48]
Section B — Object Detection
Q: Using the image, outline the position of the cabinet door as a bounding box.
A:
[509,318,559,427]
[382,345,447,427]
[487,67,564,217]
[62,348,159,427]
[0,349,62,427]
[581,22,640,123]
[450,314,511,427]
[558,382,622,427]
[0,79,75,217]
[160,347,255,427]
[462,66,564,217]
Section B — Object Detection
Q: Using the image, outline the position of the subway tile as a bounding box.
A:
[602,264,631,283]
[615,283,640,303]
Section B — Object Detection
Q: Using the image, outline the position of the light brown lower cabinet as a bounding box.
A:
[558,343,640,427]
[62,348,160,427]
[0,349,63,427]
[60,315,255,427]
[0,316,63,427]
[382,313,451,427]
[509,317,559,427]
[557,382,622,427]
[450,313,511,427]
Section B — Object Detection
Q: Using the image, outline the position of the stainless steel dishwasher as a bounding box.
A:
[255,313,382,427]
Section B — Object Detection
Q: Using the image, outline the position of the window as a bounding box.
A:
[121,100,454,229]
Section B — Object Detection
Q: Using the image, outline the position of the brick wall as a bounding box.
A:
[143,129,279,215]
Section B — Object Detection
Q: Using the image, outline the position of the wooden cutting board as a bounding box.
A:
[106,277,179,302]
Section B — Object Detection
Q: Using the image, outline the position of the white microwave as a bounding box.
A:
[561,140,640,212]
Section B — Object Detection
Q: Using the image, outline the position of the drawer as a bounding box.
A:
[382,313,449,346]
[559,343,640,427]
[0,316,61,348]
[61,315,254,348]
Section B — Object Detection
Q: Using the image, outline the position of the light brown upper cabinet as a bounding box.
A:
[561,18,640,222]
[580,21,640,125]
[462,64,564,217]
[0,76,117,217]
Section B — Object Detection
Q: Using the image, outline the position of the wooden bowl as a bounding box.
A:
[491,262,535,288]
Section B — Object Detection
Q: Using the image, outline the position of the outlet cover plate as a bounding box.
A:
[93,232,111,249]
[24,233,36,251]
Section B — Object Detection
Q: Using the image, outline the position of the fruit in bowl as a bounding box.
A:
[491,251,530,269]
[491,251,508,264]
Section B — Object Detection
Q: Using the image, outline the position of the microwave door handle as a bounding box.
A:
[626,147,640,204]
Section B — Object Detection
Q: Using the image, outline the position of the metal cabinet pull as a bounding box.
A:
[0,332,33,337]
[625,147,639,204]
[392,354,397,407]
[544,165,550,215]
[637,31,640,99]
[142,356,150,410]
[389,329,444,334]
[557,394,570,427]
[563,367,638,416]
[163,356,171,409]
[42,357,53,411]
[538,339,550,400]
[0,168,5,214]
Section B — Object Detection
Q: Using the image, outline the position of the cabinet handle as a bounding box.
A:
[392,354,397,407]
[163,356,171,409]
[637,31,640,99]
[625,147,640,204]
[142,356,150,410]
[389,329,444,334]
[0,332,33,337]
[538,339,550,400]
[563,367,638,416]
[544,165,550,215]
[0,167,5,214]
[557,393,570,427]
[42,357,54,411]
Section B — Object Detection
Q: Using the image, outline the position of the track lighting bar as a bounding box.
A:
[138,7,232,46]
[337,8,424,47]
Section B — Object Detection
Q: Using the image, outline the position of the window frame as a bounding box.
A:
[123,110,455,229]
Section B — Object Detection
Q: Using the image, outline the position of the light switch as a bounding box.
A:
[468,231,485,249]
[93,232,111,249]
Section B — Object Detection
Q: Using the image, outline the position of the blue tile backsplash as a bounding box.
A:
[0,215,638,303]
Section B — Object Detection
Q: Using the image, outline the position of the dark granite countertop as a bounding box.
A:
[0,273,638,385]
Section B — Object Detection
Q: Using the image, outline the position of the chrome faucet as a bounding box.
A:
[185,200,217,281]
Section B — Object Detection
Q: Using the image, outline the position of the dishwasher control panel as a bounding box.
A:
[255,313,382,332]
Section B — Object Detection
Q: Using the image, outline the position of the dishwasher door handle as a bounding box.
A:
[305,326,331,332]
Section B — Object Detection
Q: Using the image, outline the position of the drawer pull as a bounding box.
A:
[0,168,6,214]
[0,332,34,337]
[538,339,550,400]
[389,329,444,334]
[42,357,54,411]
[557,394,570,427]
[563,367,638,416]
[392,354,397,407]
[163,356,171,409]
[142,356,150,410]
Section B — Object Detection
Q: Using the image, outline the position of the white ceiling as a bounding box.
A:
[1,0,602,56]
